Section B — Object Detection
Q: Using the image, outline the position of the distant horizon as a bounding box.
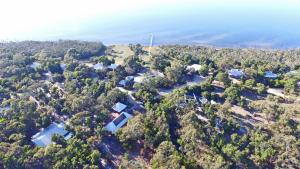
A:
[1,0,300,48]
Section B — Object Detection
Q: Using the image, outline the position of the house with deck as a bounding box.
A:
[31,122,72,147]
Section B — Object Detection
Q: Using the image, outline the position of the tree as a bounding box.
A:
[165,60,186,85]
[51,134,67,147]
[256,83,267,94]
[199,64,209,76]
[151,141,184,169]
[117,114,145,149]
[124,55,142,75]
[284,78,297,94]
[216,72,231,87]
[151,55,170,72]
[223,85,241,104]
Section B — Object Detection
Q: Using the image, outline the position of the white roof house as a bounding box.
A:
[105,112,133,133]
[264,71,277,79]
[31,122,72,147]
[93,63,104,70]
[112,102,127,113]
[187,64,202,71]
[30,62,41,69]
[228,69,244,78]
[108,64,120,70]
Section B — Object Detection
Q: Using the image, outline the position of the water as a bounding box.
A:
[1,1,300,49]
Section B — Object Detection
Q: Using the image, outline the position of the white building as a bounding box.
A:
[31,122,72,147]
[105,112,133,133]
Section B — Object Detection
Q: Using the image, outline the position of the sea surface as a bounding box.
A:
[2,2,300,49]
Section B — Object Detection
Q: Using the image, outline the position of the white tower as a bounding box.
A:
[148,34,154,56]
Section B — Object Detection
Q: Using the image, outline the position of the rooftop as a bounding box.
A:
[105,112,133,133]
[60,63,67,70]
[228,69,244,78]
[112,102,127,113]
[30,62,41,69]
[93,63,104,70]
[108,64,119,70]
[31,122,72,147]
[264,71,277,78]
[187,64,202,71]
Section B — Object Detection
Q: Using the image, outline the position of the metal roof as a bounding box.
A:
[105,112,133,133]
[31,122,72,147]
[228,69,244,78]
[264,71,277,78]
[112,102,127,113]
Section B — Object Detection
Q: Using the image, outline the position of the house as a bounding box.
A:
[31,122,72,147]
[264,71,277,79]
[118,76,134,87]
[228,69,244,78]
[30,62,41,69]
[108,64,119,70]
[187,64,202,71]
[93,63,104,70]
[105,112,133,133]
[112,102,127,113]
